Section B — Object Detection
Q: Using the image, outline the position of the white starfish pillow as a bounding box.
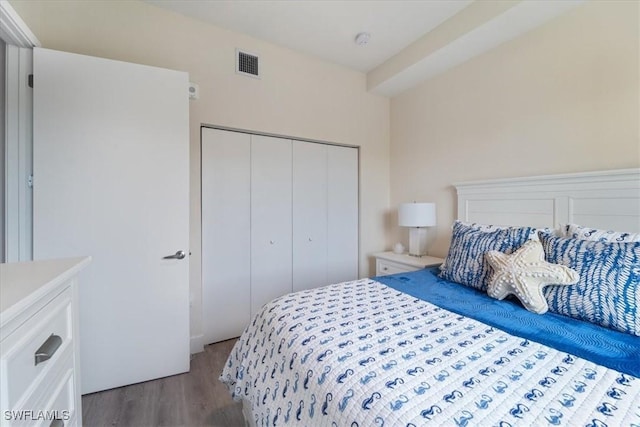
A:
[485,239,579,314]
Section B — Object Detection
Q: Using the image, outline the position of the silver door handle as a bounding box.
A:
[163,250,186,260]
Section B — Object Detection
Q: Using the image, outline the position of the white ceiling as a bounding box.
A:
[145,0,472,73]
[372,0,583,96]
[146,0,583,96]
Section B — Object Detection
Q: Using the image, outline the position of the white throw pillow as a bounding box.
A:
[485,240,579,314]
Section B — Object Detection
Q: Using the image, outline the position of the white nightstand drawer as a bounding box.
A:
[373,252,444,276]
[2,289,73,408]
[376,259,421,276]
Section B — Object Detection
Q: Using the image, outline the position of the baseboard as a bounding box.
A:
[190,334,204,354]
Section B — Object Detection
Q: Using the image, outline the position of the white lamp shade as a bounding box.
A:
[398,202,436,227]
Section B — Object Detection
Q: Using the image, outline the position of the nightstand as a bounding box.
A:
[374,252,444,276]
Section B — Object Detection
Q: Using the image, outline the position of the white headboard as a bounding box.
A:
[455,169,640,232]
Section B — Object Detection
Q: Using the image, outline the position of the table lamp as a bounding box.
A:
[398,202,436,257]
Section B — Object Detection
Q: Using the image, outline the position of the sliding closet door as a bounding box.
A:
[327,145,359,283]
[293,142,328,292]
[251,136,293,316]
[201,128,250,344]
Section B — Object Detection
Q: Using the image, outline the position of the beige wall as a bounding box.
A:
[12,0,638,350]
[10,0,390,349]
[390,0,639,258]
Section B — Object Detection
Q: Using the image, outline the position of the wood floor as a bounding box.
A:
[82,339,245,427]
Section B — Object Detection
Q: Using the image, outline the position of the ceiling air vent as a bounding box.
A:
[236,49,260,79]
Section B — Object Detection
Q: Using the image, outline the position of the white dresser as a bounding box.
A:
[1,257,90,427]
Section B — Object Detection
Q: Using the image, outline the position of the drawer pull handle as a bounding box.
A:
[50,419,65,427]
[35,334,63,366]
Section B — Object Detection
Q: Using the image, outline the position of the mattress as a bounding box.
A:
[221,268,640,426]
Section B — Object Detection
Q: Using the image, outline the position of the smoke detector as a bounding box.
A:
[354,32,371,46]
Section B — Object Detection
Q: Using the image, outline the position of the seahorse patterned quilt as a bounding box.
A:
[220,278,640,426]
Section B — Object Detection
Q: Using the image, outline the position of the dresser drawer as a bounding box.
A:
[46,370,75,427]
[36,363,75,427]
[6,350,75,427]
[376,259,421,276]
[1,288,73,409]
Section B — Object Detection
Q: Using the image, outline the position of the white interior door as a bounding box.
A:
[293,141,328,291]
[202,128,251,344]
[32,48,190,394]
[250,135,292,316]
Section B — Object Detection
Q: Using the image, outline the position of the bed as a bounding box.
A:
[221,169,640,426]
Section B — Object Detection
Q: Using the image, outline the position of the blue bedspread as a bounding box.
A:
[376,267,640,377]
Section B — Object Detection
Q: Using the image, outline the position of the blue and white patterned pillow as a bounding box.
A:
[563,223,640,243]
[459,222,549,240]
[540,232,640,336]
[439,222,551,272]
[439,221,535,291]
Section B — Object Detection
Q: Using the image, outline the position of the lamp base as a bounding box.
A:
[408,227,428,257]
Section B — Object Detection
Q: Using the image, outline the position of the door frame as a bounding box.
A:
[1,1,39,262]
[0,1,40,47]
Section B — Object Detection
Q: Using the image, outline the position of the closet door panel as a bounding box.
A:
[293,142,328,292]
[328,146,359,283]
[251,136,293,316]
[201,128,251,344]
